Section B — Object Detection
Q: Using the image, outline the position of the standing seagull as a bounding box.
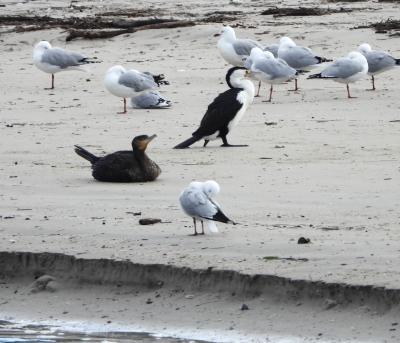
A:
[173,67,254,149]
[244,47,265,97]
[179,180,235,236]
[104,66,167,114]
[33,41,101,90]
[278,37,332,91]
[357,43,400,90]
[251,50,302,102]
[307,51,368,99]
[215,26,264,66]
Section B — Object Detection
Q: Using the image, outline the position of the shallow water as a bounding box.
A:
[0,328,209,343]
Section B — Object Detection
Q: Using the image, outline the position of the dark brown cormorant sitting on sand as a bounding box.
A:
[74,134,161,182]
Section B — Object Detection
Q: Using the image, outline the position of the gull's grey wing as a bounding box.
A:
[321,58,363,79]
[365,51,396,73]
[130,91,169,108]
[232,39,263,57]
[263,44,279,58]
[41,47,86,69]
[118,71,158,91]
[253,56,297,79]
[280,46,318,69]
[179,188,217,219]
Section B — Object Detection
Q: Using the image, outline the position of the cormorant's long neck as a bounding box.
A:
[133,149,150,165]
[229,78,255,102]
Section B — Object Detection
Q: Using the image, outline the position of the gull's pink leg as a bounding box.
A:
[189,218,199,236]
[45,74,55,90]
[254,81,262,97]
[366,76,376,91]
[347,84,357,99]
[288,79,298,91]
[262,85,273,103]
[199,221,205,235]
[118,98,128,114]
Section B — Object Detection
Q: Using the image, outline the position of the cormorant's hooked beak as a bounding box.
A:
[144,134,157,145]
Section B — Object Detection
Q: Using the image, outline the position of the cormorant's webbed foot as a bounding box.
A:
[220,143,248,147]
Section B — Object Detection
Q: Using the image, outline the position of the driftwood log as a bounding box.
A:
[66,20,196,41]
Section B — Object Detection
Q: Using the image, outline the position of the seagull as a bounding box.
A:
[263,43,280,58]
[215,26,264,66]
[179,180,235,235]
[357,43,400,90]
[251,50,302,102]
[307,51,368,99]
[173,66,254,149]
[74,134,161,182]
[130,90,172,109]
[33,41,101,90]
[278,37,332,91]
[104,66,168,114]
[244,47,265,96]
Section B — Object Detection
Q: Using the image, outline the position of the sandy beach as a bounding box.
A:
[1,0,400,342]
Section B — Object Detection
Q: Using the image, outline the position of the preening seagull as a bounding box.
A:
[179,180,235,235]
[215,26,264,66]
[33,41,101,90]
[104,66,169,114]
[278,37,332,91]
[130,90,172,109]
[307,51,368,99]
[251,50,302,102]
[357,43,400,90]
[173,66,255,149]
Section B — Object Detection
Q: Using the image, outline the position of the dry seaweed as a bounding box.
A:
[0,14,195,40]
[261,6,356,17]
[328,0,368,2]
[65,20,195,41]
[371,18,400,30]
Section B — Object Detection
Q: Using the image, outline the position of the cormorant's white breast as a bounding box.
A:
[173,66,255,149]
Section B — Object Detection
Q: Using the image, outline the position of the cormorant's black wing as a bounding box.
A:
[193,88,243,137]
[92,151,137,182]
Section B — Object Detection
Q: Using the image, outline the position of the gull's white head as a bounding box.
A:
[278,37,296,52]
[34,41,52,52]
[357,43,372,55]
[105,65,126,76]
[279,37,292,44]
[215,26,236,40]
[262,51,275,60]
[250,47,263,57]
[202,181,220,198]
[347,51,368,68]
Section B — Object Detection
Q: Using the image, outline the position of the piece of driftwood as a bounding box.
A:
[66,20,195,41]
[261,6,355,17]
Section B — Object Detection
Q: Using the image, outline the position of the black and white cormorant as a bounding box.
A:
[173,66,255,149]
[74,134,161,182]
